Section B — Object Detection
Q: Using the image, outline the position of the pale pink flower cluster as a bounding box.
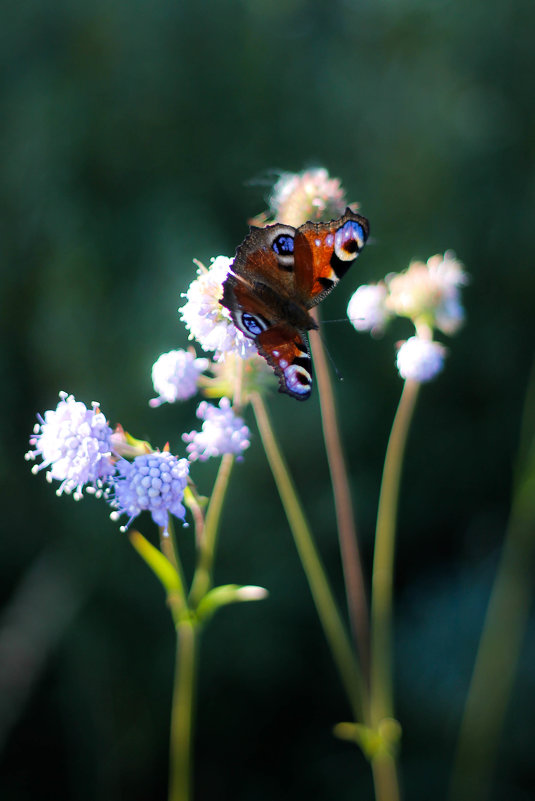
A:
[268,168,349,227]
[385,251,467,335]
[348,251,467,383]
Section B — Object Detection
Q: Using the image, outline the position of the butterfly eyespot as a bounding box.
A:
[271,234,294,255]
[238,311,268,337]
[284,364,312,396]
[334,220,366,262]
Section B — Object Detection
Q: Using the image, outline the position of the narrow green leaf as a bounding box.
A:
[129,530,181,596]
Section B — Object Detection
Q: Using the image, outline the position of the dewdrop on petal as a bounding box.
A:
[25,391,115,499]
[182,397,250,462]
[109,451,190,532]
[179,257,257,360]
[396,337,446,382]
[347,283,389,334]
[150,349,209,407]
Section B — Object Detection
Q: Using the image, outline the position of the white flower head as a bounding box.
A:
[182,397,250,462]
[427,251,468,335]
[268,168,348,227]
[386,251,468,335]
[347,283,389,334]
[396,337,446,382]
[149,349,209,407]
[25,391,115,500]
[179,257,257,360]
[109,451,189,532]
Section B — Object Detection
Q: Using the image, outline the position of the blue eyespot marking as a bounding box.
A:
[334,221,366,261]
[272,235,294,255]
[241,312,265,336]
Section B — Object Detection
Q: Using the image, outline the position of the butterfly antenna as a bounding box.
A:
[314,328,344,382]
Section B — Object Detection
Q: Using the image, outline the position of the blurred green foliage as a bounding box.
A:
[2,0,535,799]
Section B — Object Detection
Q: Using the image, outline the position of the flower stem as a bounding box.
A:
[189,453,235,607]
[370,379,419,726]
[367,379,419,801]
[160,515,188,606]
[309,319,370,682]
[169,619,198,801]
[250,391,364,721]
[449,359,535,801]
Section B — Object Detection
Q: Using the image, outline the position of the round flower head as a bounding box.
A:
[179,257,257,360]
[109,451,190,532]
[25,392,115,499]
[267,168,349,227]
[149,349,209,407]
[396,337,446,382]
[182,397,250,462]
[347,283,389,334]
[386,251,467,335]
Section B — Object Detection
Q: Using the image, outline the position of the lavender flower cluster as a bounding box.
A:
[26,388,250,533]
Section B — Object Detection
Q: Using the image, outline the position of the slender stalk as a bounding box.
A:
[371,752,401,801]
[169,620,198,801]
[250,391,364,721]
[189,453,235,606]
[367,379,419,801]
[185,484,206,550]
[309,319,370,682]
[449,361,535,801]
[160,515,188,605]
[370,379,419,726]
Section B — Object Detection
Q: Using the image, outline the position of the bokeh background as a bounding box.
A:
[2,1,535,799]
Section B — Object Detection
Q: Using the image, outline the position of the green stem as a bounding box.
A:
[189,453,235,607]
[251,391,364,722]
[449,360,535,801]
[370,379,419,726]
[161,515,188,606]
[309,320,370,683]
[169,620,198,801]
[368,379,419,801]
[371,752,401,801]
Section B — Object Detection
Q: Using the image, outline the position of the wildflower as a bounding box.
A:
[149,349,210,407]
[25,391,115,500]
[347,283,389,334]
[396,337,446,382]
[179,257,257,360]
[182,397,250,461]
[386,251,467,334]
[263,168,349,227]
[109,451,189,531]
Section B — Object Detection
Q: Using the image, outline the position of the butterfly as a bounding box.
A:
[220,208,369,400]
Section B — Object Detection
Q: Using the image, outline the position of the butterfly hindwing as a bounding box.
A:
[222,278,313,401]
[256,325,313,401]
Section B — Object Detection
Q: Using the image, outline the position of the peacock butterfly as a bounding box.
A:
[220,207,369,400]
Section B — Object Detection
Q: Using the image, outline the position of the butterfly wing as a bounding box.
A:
[292,208,370,308]
[256,325,313,401]
[222,273,313,400]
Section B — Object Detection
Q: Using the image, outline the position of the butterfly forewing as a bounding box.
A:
[293,208,370,308]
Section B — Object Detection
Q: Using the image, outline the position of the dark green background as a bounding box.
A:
[2,1,534,799]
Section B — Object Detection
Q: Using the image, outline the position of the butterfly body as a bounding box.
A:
[221,208,369,400]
